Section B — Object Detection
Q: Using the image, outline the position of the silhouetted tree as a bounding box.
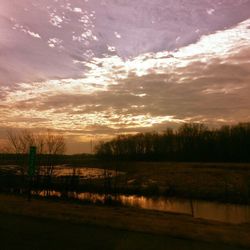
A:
[95,122,250,162]
[6,129,66,174]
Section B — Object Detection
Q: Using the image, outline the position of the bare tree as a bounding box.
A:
[43,130,66,176]
[5,129,66,197]
[45,130,65,155]
[7,129,65,154]
[0,139,11,153]
[6,129,66,174]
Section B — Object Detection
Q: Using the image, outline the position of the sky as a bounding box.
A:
[1,0,250,153]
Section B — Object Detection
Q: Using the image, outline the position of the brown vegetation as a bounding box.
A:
[0,194,249,249]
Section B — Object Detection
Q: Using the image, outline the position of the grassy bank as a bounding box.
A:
[109,162,250,203]
[0,194,249,249]
[0,214,245,250]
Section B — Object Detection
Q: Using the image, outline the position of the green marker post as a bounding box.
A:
[28,146,36,177]
[28,146,36,201]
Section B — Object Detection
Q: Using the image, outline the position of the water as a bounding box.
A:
[0,165,124,179]
[36,190,250,224]
[39,166,124,179]
[2,165,250,224]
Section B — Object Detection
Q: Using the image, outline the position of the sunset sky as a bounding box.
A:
[1,0,250,153]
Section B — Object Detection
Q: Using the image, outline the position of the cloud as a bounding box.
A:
[1,18,250,139]
[1,1,250,152]
[1,0,250,85]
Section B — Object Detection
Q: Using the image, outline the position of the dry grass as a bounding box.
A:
[0,193,250,248]
[102,162,250,203]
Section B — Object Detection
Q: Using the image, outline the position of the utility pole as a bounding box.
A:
[90,139,93,154]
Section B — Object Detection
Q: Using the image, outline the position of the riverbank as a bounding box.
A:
[1,161,250,204]
[0,194,249,249]
[69,161,250,204]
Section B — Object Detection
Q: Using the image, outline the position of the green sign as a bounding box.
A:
[28,146,36,176]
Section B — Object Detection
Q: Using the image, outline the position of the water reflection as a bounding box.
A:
[3,165,250,224]
[0,165,124,179]
[192,200,250,224]
[119,195,192,214]
[35,190,250,224]
[39,166,123,179]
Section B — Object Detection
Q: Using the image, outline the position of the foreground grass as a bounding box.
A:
[0,214,245,250]
[0,194,249,249]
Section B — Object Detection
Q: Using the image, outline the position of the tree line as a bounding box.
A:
[95,123,250,162]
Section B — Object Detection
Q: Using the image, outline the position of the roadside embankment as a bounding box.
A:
[0,194,249,248]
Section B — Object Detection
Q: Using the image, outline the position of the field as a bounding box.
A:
[72,161,250,204]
